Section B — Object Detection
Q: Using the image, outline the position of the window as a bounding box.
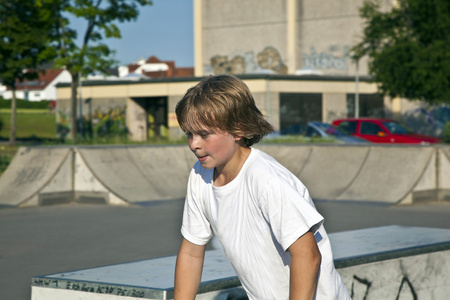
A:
[360,122,383,135]
[305,127,320,137]
[382,121,410,134]
[337,121,357,134]
[347,94,384,118]
[280,93,322,135]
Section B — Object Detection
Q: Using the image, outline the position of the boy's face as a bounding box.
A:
[186,128,241,171]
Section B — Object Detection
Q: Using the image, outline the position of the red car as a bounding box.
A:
[332,118,442,144]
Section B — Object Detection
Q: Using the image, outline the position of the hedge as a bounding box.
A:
[0,97,52,109]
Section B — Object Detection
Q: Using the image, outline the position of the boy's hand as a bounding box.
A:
[288,230,321,300]
[174,238,206,300]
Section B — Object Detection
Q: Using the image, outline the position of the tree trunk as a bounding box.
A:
[70,72,79,141]
[9,88,17,146]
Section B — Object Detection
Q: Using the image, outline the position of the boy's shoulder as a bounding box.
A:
[246,148,298,183]
[246,148,311,200]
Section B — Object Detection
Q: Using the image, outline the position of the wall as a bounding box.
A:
[56,77,383,141]
[201,0,289,75]
[198,0,395,77]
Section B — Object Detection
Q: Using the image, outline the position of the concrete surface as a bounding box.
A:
[0,147,72,207]
[1,144,449,207]
[30,225,450,300]
[1,200,450,300]
[77,146,196,203]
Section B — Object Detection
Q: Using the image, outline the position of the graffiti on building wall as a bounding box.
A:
[56,108,71,140]
[56,105,127,140]
[208,46,287,75]
[303,46,349,71]
[91,105,127,137]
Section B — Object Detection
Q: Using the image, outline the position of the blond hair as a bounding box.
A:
[176,75,274,146]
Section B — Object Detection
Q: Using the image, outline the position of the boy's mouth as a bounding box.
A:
[197,155,208,162]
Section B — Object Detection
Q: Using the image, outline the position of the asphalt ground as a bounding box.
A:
[1,200,450,300]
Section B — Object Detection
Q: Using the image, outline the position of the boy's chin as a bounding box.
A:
[200,163,215,170]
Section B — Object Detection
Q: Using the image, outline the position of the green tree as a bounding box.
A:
[49,0,152,141]
[352,0,450,104]
[0,0,56,145]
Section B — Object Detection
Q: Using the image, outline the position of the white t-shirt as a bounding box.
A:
[181,148,350,299]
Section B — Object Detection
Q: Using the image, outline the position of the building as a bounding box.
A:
[57,74,385,140]
[56,0,435,141]
[3,69,72,101]
[193,0,395,77]
[119,56,194,79]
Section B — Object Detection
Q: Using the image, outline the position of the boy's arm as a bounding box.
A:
[174,238,206,300]
[287,230,322,300]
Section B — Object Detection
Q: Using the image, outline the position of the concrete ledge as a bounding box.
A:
[31,225,450,300]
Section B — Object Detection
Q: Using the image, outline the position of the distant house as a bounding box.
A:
[118,56,194,79]
[2,69,72,102]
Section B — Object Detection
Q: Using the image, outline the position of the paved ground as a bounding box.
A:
[1,200,449,300]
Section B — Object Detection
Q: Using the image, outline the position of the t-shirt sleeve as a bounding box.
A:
[261,177,324,252]
[180,169,213,246]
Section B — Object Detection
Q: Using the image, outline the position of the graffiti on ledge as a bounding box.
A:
[351,275,417,300]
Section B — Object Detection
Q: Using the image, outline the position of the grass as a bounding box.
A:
[0,109,50,114]
[0,112,57,140]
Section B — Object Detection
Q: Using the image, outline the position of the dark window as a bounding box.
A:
[360,122,383,135]
[337,121,357,134]
[280,93,322,135]
[382,121,410,134]
[347,94,384,118]
[305,127,320,137]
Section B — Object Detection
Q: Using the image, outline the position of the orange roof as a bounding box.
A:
[12,69,64,91]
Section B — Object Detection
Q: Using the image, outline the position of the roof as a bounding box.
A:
[56,73,373,88]
[125,55,194,79]
[10,69,66,91]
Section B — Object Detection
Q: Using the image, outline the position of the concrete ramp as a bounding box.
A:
[0,144,448,207]
[77,146,196,204]
[336,146,435,204]
[0,147,71,207]
[437,147,450,201]
[256,144,312,176]
[298,145,370,201]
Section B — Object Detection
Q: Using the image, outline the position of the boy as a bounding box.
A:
[174,75,350,299]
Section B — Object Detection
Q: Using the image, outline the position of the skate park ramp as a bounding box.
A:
[257,144,443,204]
[0,144,449,207]
[0,147,72,207]
[77,145,197,204]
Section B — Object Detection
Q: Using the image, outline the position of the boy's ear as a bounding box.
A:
[234,122,245,140]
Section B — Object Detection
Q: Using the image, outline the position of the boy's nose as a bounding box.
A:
[189,135,202,150]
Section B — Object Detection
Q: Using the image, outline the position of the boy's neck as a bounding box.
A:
[213,146,251,187]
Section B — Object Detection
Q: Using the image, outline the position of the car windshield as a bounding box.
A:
[314,123,350,137]
[382,121,412,134]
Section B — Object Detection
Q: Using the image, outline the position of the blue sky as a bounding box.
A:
[70,0,194,67]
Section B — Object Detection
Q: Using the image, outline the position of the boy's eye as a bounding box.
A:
[199,132,210,138]
[186,132,193,139]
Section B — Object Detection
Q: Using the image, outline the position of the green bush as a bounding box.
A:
[444,121,450,143]
[0,98,52,109]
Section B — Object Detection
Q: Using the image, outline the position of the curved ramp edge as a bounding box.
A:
[0,147,71,207]
[77,146,196,204]
[298,145,370,201]
[336,146,435,204]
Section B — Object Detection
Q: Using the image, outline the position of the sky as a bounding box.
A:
[70,0,194,67]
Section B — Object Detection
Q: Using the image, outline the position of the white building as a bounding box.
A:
[2,69,72,101]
